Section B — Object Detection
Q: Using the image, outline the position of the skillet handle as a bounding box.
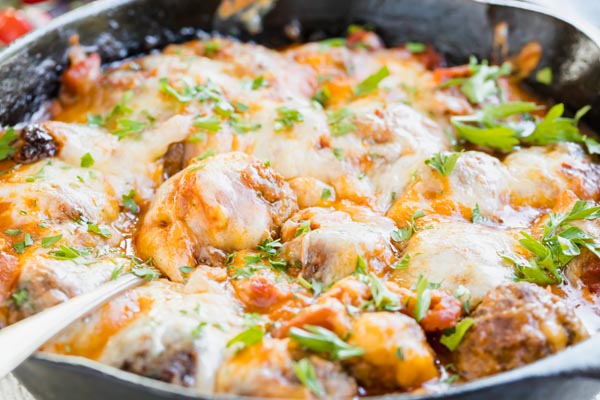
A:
[0,274,143,379]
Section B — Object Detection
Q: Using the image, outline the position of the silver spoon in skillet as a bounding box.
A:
[0,273,143,379]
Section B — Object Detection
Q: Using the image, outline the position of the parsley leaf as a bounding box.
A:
[501,200,600,284]
[425,152,461,177]
[354,255,368,275]
[230,119,262,134]
[312,87,331,107]
[327,108,356,136]
[0,128,18,161]
[50,245,89,260]
[10,288,28,306]
[321,188,332,200]
[112,119,146,140]
[4,229,22,236]
[159,78,197,103]
[179,265,194,278]
[295,220,311,237]
[226,326,264,350]
[535,67,553,85]
[451,101,540,151]
[471,203,490,224]
[290,325,364,360]
[194,115,221,132]
[274,107,304,131]
[80,152,95,168]
[391,210,425,243]
[13,233,33,254]
[353,66,390,97]
[360,273,402,311]
[41,234,62,248]
[440,317,475,351]
[130,257,160,281]
[414,274,432,322]
[292,358,324,397]
[122,190,140,214]
[443,57,511,104]
[406,42,426,53]
[251,75,268,90]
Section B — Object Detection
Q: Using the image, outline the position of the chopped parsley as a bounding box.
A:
[333,147,344,160]
[392,254,411,270]
[0,127,18,161]
[251,75,268,90]
[442,57,511,104]
[524,103,598,153]
[13,233,33,254]
[354,254,368,275]
[406,42,426,53]
[41,234,63,248]
[396,347,405,360]
[425,152,461,177]
[112,119,146,140]
[327,108,356,136]
[50,245,90,260]
[453,99,599,154]
[122,190,140,214]
[10,288,28,306]
[80,152,95,168]
[319,37,346,49]
[354,66,390,97]
[535,67,553,85]
[501,200,600,284]
[86,222,111,238]
[360,273,402,311]
[289,325,364,360]
[297,276,323,296]
[130,257,160,281]
[87,91,134,127]
[312,87,331,107]
[204,40,220,56]
[471,204,489,224]
[194,115,222,132]
[159,78,197,103]
[321,188,332,200]
[229,119,262,134]
[391,210,425,243]
[440,317,475,351]
[4,229,22,236]
[179,265,194,278]
[195,149,216,161]
[295,220,311,237]
[414,274,434,322]
[292,358,324,397]
[111,265,125,280]
[192,322,208,338]
[226,325,264,350]
[274,107,304,131]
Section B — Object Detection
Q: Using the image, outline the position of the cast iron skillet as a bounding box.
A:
[2,0,600,399]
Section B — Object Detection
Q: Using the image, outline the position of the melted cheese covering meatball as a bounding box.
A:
[0,31,599,397]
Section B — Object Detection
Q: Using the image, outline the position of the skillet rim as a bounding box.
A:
[3,0,600,398]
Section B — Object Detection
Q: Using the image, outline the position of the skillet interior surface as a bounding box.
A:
[2,0,600,399]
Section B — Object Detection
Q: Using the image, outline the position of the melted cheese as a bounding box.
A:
[1,34,599,397]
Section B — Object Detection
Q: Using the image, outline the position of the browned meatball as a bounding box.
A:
[455,282,589,380]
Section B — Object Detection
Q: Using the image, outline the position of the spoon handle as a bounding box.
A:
[0,274,143,379]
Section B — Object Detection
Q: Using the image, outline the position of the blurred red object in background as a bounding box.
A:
[0,8,33,45]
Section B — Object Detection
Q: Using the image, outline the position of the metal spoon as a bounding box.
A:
[0,274,143,379]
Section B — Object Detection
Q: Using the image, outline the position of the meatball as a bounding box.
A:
[215,338,357,398]
[345,312,438,390]
[136,152,298,281]
[455,282,589,380]
[280,206,397,287]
